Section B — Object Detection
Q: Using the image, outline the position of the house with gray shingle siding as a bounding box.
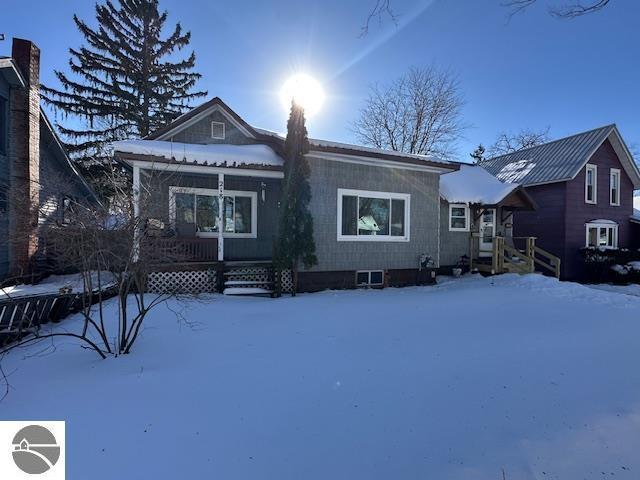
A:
[480,125,640,280]
[113,97,552,292]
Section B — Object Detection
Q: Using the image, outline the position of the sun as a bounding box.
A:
[279,73,325,116]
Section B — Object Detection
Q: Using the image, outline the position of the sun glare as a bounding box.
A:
[279,73,325,116]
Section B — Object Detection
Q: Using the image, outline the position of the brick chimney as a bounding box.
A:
[8,38,41,277]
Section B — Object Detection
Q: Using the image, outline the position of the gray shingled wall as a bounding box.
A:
[170,110,256,146]
[305,156,440,272]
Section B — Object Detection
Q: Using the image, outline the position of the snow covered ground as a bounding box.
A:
[0,272,116,299]
[2,274,640,479]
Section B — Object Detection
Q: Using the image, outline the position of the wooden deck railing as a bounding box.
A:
[142,237,218,263]
[470,235,561,279]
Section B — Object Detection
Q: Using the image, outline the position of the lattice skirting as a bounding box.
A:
[147,270,216,294]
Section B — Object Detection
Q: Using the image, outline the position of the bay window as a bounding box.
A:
[585,164,597,204]
[585,221,618,249]
[170,187,257,238]
[337,188,410,241]
[610,168,621,206]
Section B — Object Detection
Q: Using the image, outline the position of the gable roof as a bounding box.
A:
[480,125,640,189]
[146,97,261,141]
[0,57,26,87]
[40,109,102,205]
[439,164,535,209]
[143,97,456,173]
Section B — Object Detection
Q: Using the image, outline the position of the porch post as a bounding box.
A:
[132,165,141,262]
[217,173,225,262]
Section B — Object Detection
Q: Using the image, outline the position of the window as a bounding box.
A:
[0,96,7,155]
[170,187,257,238]
[585,222,618,249]
[337,189,410,242]
[610,168,621,206]
[585,164,597,204]
[449,204,470,232]
[356,270,384,287]
[211,121,225,140]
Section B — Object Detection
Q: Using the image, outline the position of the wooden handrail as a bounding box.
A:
[533,246,561,279]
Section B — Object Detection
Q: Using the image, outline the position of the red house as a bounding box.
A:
[481,125,640,280]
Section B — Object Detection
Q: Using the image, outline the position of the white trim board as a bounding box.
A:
[306,152,454,174]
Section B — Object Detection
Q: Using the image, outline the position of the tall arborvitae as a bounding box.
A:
[42,0,206,166]
[276,102,317,294]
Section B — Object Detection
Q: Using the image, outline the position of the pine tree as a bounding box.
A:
[275,103,318,294]
[470,144,486,163]
[42,0,206,166]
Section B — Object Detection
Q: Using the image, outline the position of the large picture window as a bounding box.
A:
[337,189,410,242]
[170,187,257,238]
[585,221,618,249]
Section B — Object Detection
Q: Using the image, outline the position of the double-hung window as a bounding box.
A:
[170,187,257,238]
[585,164,597,204]
[337,188,410,241]
[449,204,470,232]
[585,221,618,249]
[610,168,621,206]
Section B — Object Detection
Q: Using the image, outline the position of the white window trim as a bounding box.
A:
[585,221,618,249]
[585,164,597,204]
[609,168,621,206]
[449,203,470,232]
[211,121,226,140]
[336,188,411,242]
[169,186,257,239]
[355,270,385,287]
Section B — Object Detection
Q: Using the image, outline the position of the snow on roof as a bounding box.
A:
[254,127,452,165]
[112,140,284,168]
[440,164,520,205]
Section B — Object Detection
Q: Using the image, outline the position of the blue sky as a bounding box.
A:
[2,0,639,160]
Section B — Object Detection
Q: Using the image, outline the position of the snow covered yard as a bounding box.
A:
[2,274,640,479]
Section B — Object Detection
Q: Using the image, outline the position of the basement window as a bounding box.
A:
[356,270,384,287]
[211,121,225,140]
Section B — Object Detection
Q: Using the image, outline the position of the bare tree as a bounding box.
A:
[0,164,196,364]
[503,0,612,18]
[361,0,398,36]
[487,127,550,157]
[352,66,467,159]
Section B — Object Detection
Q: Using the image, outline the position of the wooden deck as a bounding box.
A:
[470,235,561,279]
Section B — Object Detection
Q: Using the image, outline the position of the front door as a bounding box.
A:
[478,208,496,258]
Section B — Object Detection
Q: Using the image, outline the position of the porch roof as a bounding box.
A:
[112,140,284,170]
[440,165,519,205]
